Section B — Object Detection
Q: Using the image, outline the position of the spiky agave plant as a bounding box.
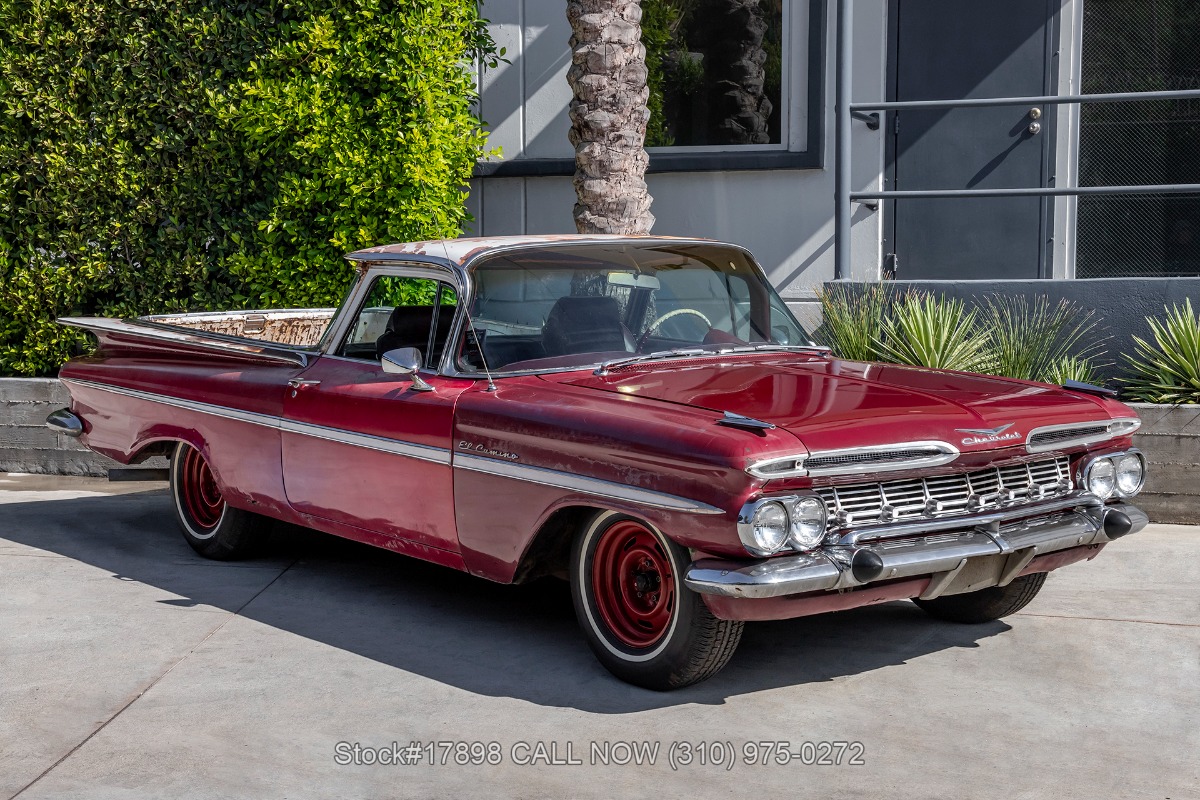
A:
[1122,299,1200,404]
[813,282,887,362]
[876,291,992,372]
[980,295,1105,384]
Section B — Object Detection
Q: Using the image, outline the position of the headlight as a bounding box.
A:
[1114,453,1145,496]
[1086,457,1116,499]
[748,501,790,555]
[789,496,827,550]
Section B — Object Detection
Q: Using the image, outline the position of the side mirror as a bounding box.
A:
[381,347,434,392]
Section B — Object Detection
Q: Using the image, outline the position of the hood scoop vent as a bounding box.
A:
[717,412,777,435]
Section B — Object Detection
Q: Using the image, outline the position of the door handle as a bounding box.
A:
[288,378,321,397]
[1027,121,1042,135]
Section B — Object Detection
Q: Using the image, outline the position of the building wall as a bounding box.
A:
[467,0,890,317]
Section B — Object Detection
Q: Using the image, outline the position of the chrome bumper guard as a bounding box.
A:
[45,408,83,437]
[686,493,1148,600]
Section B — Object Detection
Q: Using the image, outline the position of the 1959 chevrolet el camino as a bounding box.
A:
[48,235,1149,689]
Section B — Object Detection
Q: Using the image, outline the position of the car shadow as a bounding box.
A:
[2,490,1010,713]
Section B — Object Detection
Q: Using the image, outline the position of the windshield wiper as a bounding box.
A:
[594,348,711,376]
[593,343,831,376]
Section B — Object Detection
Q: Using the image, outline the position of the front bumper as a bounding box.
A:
[686,494,1147,600]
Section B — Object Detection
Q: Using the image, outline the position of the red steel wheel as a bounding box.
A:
[178,444,225,533]
[590,519,677,649]
[170,442,267,560]
[571,511,745,690]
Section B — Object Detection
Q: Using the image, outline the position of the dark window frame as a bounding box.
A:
[472,0,827,178]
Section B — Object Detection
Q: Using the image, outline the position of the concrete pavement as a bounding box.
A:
[1,474,1197,799]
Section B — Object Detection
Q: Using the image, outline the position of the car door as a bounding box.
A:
[280,268,473,552]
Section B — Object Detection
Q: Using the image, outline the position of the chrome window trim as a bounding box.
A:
[320,261,466,367]
[442,238,817,381]
[453,453,724,515]
[746,440,959,480]
[1025,417,1141,453]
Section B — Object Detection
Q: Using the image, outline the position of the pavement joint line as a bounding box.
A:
[6,556,300,800]
[1016,612,1200,628]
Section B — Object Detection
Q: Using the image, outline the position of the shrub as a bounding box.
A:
[979,295,1105,384]
[813,282,887,362]
[0,0,497,376]
[1122,299,1200,404]
[876,290,991,372]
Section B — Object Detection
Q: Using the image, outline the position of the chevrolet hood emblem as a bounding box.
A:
[955,424,1015,436]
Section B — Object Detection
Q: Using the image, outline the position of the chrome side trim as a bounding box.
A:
[45,408,83,437]
[453,453,725,515]
[278,419,450,464]
[1026,417,1141,453]
[60,379,452,465]
[63,379,280,429]
[686,500,1148,599]
[746,440,959,480]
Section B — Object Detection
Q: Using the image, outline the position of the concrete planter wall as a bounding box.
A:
[1130,403,1200,525]
[0,378,118,476]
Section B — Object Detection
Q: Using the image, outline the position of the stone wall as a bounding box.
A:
[1131,403,1200,525]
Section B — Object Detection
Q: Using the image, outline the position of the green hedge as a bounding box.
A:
[0,0,497,375]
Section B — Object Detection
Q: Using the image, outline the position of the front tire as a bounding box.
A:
[170,442,267,560]
[570,511,743,690]
[913,572,1048,623]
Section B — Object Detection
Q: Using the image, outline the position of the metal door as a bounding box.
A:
[884,0,1058,279]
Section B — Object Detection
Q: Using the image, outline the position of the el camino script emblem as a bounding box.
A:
[458,441,520,461]
[955,423,1022,446]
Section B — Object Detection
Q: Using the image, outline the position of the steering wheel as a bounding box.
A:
[639,308,712,350]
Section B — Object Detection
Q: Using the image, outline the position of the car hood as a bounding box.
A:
[555,355,1115,454]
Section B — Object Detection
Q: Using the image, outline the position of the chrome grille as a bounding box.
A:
[804,447,946,470]
[1027,425,1108,448]
[817,456,1072,528]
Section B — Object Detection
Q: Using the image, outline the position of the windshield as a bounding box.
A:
[454,243,813,373]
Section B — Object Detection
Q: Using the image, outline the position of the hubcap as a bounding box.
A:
[179,446,224,531]
[591,520,676,649]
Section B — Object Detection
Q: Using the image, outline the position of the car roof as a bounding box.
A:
[346,234,726,269]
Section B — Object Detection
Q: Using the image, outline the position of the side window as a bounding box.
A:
[338,276,458,368]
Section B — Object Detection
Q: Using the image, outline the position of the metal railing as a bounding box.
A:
[832,0,1200,280]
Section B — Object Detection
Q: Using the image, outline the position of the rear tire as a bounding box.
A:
[913,572,1048,623]
[570,511,743,690]
[170,442,267,560]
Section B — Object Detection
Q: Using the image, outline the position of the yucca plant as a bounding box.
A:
[1122,299,1200,404]
[876,291,992,372]
[980,295,1105,384]
[1044,355,1103,387]
[813,282,888,361]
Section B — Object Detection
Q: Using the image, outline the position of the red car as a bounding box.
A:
[49,235,1148,689]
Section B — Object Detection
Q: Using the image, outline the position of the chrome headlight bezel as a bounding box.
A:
[1078,448,1146,500]
[737,494,829,556]
[1114,451,1147,497]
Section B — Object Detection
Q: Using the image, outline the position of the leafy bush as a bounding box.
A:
[1122,299,1200,404]
[0,0,497,376]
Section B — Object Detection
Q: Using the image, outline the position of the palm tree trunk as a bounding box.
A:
[566,0,655,235]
